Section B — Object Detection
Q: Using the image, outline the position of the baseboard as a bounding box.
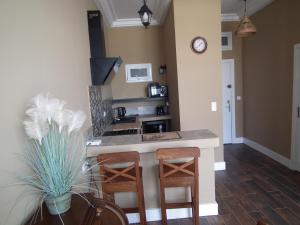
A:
[290,160,300,171]
[233,137,244,144]
[126,202,218,223]
[243,138,291,168]
[214,161,226,171]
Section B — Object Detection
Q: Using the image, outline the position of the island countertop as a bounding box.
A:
[86,129,219,223]
[87,129,219,157]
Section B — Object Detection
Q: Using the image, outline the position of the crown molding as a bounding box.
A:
[221,13,240,22]
[95,0,167,28]
[112,18,159,28]
[237,0,274,18]
[95,0,273,27]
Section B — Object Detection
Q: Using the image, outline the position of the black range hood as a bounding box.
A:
[87,11,122,85]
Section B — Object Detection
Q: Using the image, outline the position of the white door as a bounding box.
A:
[222,59,235,144]
[291,44,300,171]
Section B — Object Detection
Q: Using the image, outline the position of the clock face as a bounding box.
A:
[191,37,207,54]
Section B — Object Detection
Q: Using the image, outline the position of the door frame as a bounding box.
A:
[222,59,237,144]
[291,44,300,171]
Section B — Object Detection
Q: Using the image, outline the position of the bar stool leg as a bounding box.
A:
[194,180,199,225]
[191,186,196,225]
[137,178,147,225]
[159,183,167,225]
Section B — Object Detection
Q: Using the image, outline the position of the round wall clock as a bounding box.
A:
[191,36,207,54]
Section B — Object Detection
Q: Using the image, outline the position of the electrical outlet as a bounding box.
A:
[211,102,217,112]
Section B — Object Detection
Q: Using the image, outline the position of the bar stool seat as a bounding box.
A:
[97,151,146,225]
[156,147,200,225]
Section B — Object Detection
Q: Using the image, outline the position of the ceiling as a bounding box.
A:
[94,0,274,27]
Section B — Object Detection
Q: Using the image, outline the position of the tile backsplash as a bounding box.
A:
[89,85,113,137]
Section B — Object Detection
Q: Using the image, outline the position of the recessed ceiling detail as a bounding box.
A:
[94,0,274,28]
[94,0,171,27]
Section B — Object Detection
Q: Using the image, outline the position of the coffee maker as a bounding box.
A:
[113,107,126,118]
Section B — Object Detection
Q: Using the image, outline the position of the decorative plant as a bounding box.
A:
[19,94,92,218]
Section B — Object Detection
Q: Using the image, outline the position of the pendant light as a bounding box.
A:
[235,0,257,37]
[138,0,153,29]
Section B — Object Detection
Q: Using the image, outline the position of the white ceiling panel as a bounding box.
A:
[222,0,244,14]
[94,0,274,27]
[110,0,157,19]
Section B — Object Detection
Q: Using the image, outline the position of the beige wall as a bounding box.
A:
[0,0,96,224]
[222,22,244,137]
[172,0,224,162]
[163,2,181,131]
[243,0,300,158]
[105,26,166,99]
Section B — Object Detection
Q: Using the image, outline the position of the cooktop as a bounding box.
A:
[111,116,136,124]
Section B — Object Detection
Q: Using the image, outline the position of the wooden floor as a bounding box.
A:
[137,144,300,225]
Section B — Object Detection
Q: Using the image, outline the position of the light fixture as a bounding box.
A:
[138,0,153,29]
[235,0,257,37]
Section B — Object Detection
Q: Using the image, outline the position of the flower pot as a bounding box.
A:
[45,192,72,215]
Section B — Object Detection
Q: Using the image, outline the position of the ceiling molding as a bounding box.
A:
[237,0,274,18]
[95,0,273,28]
[95,0,169,28]
[221,13,240,22]
[112,18,159,28]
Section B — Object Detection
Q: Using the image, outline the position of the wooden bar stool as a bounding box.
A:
[156,147,200,225]
[97,151,146,225]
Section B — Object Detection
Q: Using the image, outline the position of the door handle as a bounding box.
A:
[298,107,300,118]
[227,100,231,113]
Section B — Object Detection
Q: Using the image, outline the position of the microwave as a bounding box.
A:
[147,82,168,98]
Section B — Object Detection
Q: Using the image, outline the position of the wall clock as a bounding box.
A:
[191,36,207,54]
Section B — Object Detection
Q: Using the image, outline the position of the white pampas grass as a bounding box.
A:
[23,120,49,144]
[27,94,65,124]
[53,109,72,133]
[23,94,86,144]
[67,111,86,134]
[15,93,96,221]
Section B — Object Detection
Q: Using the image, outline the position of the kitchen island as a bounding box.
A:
[87,129,219,223]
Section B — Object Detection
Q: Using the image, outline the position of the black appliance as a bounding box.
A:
[115,107,126,118]
[87,11,123,85]
[160,85,168,97]
[147,83,168,98]
[142,120,167,134]
[156,106,165,115]
[102,129,138,136]
[112,116,136,124]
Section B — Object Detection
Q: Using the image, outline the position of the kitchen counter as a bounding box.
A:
[111,121,141,131]
[137,114,171,122]
[87,129,219,223]
[88,129,217,154]
[110,114,172,132]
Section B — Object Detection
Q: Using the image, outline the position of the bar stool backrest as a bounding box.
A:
[97,151,140,182]
[156,147,200,178]
[98,151,140,164]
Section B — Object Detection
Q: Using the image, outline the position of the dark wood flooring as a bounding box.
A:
[138,144,300,225]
